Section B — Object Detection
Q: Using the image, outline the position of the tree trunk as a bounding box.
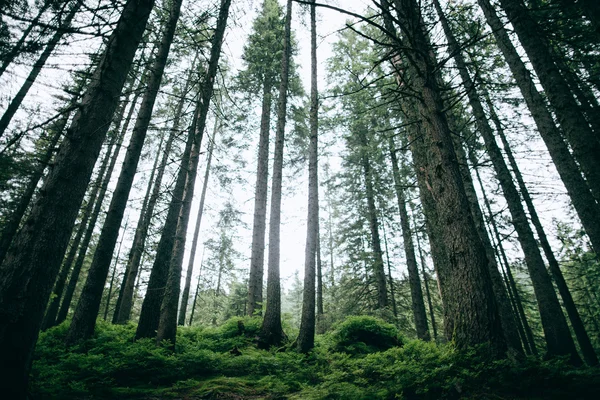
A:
[0,0,82,139]
[259,0,292,349]
[114,54,198,325]
[247,77,272,316]
[381,216,398,320]
[0,0,154,395]
[156,0,231,346]
[477,0,600,254]
[316,227,324,333]
[485,94,598,365]
[413,222,438,341]
[56,87,138,326]
[383,0,506,355]
[112,128,164,323]
[189,247,205,326]
[65,0,183,346]
[389,136,429,340]
[434,0,577,361]
[297,0,319,353]
[178,120,217,326]
[41,102,124,331]
[103,218,128,321]
[472,158,539,356]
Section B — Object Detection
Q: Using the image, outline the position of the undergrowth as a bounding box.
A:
[30,316,600,399]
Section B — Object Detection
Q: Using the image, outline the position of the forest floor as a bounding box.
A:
[30,317,600,399]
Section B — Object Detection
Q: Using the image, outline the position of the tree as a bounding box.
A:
[0,0,156,395]
[258,0,293,349]
[297,0,319,353]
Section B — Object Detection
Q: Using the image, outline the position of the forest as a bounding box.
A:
[0,0,600,398]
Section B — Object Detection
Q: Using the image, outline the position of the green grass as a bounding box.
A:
[30,316,600,399]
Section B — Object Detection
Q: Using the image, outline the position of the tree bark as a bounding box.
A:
[0,0,154,395]
[103,218,128,321]
[383,0,506,355]
[297,0,319,353]
[259,0,292,349]
[156,0,231,346]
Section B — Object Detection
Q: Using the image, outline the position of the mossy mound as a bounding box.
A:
[328,316,402,355]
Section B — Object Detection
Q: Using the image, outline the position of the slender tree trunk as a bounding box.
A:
[112,129,164,323]
[136,105,196,340]
[485,94,598,365]
[472,158,539,356]
[477,0,600,254]
[413,222,438,341]
[358,128,388,310]
[114,55,198,325]
[189,247,205,326]
[65,0,183,345]
[259,0,292,349]
[156,0,231,347]
[0,0,154,395]
[56,88,138,326]
[297,0,319,353]
[0,115,66,266]
[382,0,505,355]
[178,121,217,326]
[389,136,429,339]
[0,1,51,78]
[103,218,128,321]
[316,227,324,332]
[0,0,82,139]
[247,77,273,316]
[381,217,398,320]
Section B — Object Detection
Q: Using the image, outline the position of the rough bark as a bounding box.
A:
[247,77,272,316]
[297,0,319,353]
[477,0,600,254]
[413,221,438,341]
[178,121,217,326]
[0,0,82,139]
[156,0,231,346]
[103,219,127,321]
[259,0,292,349]
[0,0,154,395]
[385,0,505,355]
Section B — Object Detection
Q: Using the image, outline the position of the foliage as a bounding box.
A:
[30,316,600,399]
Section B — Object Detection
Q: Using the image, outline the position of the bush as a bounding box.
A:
[327,316,402,355]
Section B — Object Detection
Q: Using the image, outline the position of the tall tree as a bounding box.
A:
[178,120,217,326]
[156,0,232,346]
[258,0,293,348]
[0,0,155,395]
[242,0,287,316]
[65,0,183,345]
[297,0,319,353]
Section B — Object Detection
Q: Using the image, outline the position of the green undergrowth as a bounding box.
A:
[31,316,600,399]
